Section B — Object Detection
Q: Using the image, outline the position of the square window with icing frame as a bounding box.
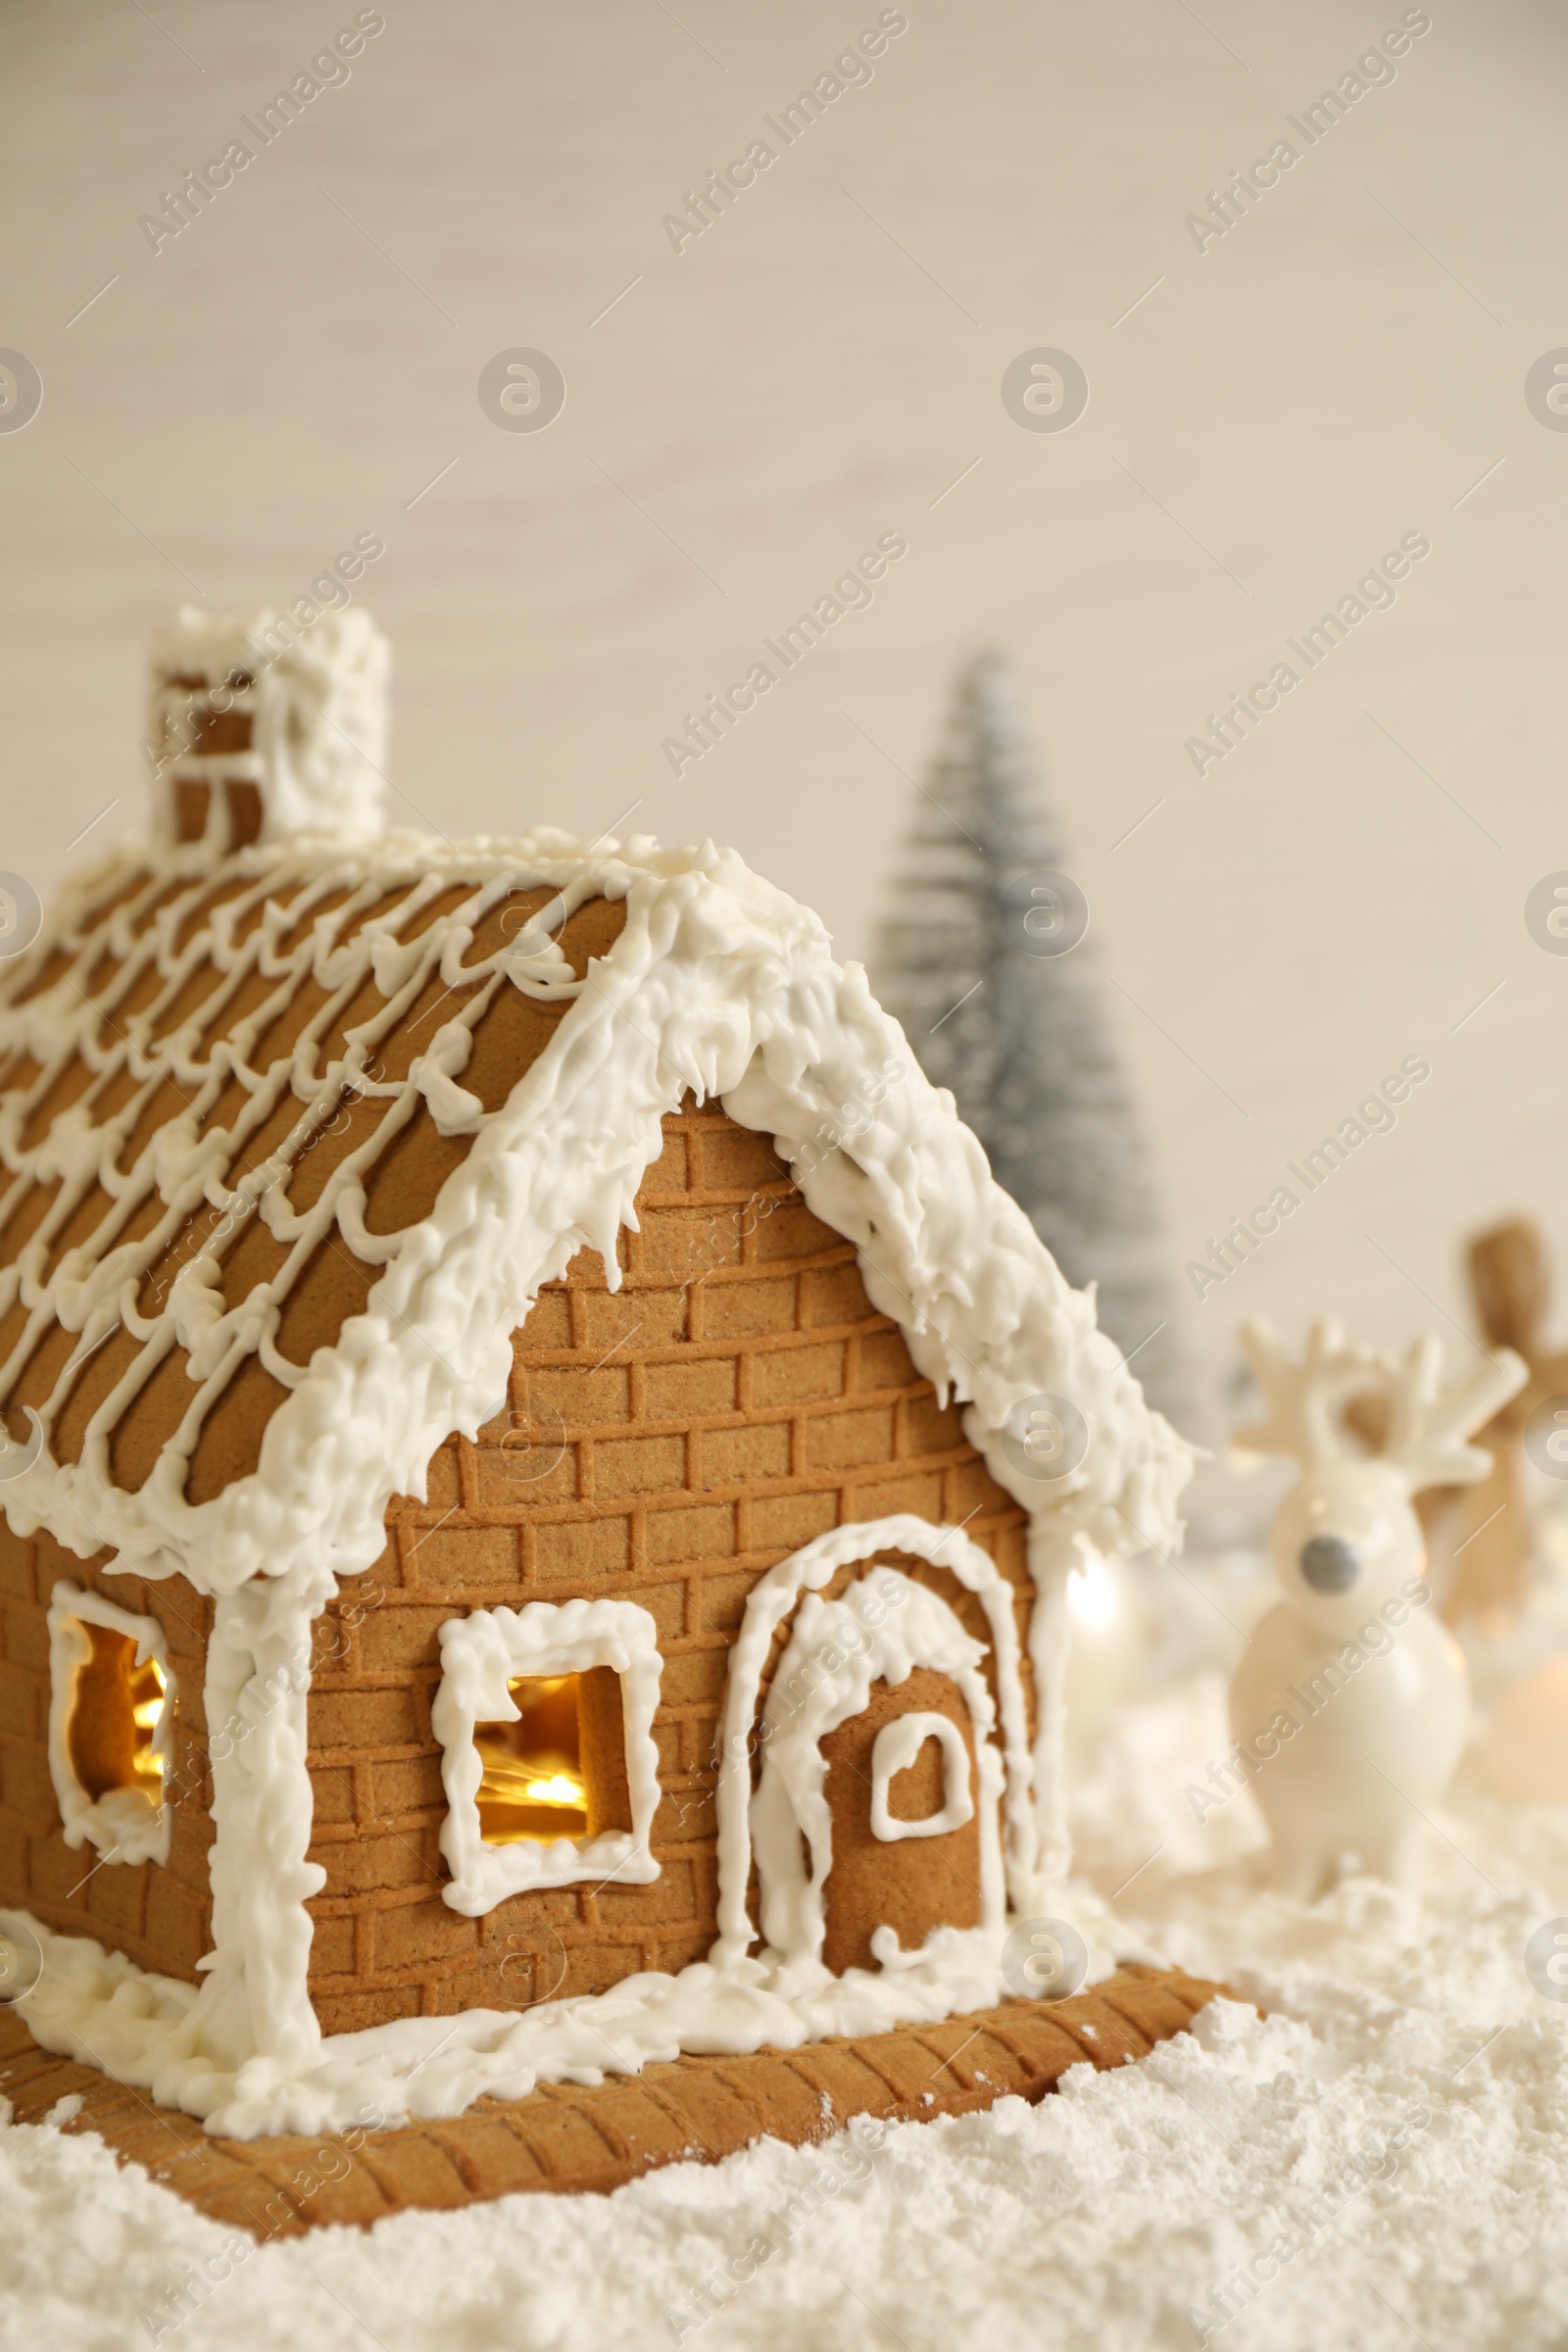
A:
[432,1597,663,1916]
[46,1582,177,1869]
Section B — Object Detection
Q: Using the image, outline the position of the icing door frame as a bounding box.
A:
[710,1513,1038,1973]
[750,1568,1005,1970]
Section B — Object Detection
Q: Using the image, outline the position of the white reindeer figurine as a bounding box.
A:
[1230,1318,1527,1897]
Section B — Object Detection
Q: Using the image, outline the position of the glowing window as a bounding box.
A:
[47,1582,176,1868]
[435,1598,663,1913]
[69,1627,169,1803]
[475,1673,597,1843]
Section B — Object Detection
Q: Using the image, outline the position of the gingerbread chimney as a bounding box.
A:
[145,605,390,852]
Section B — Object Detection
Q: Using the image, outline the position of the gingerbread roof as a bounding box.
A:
[0,612,1192,1609]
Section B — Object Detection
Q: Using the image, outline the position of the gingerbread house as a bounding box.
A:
[0,609,1191,2139]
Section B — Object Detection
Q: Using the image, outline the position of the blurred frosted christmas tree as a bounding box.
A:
[873,652,1182,1416]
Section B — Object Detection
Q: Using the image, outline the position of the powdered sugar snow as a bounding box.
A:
[4,1671,1564,2352]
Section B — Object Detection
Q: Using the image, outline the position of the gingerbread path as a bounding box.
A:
[0,1966,1230,2233]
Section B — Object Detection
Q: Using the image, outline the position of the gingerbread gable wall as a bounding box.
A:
[302,1100,1032,2034]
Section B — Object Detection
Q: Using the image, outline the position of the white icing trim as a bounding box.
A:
[45,1581,176,1868]
[4,1901,1061,2141]
[869,1713,974,1842]
[1027,1522,1084,1892]
[192,1581,323,2081]
[432,1599,662,1913]
[715,1513,1038,1966]
[752,1572,1004,1975]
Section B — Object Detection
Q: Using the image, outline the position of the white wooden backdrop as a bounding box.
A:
[2,0,1563,1430]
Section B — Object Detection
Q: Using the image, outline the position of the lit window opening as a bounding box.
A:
[47,1582,177,1869]
[475,1669,631,1846]
[69,1626,172,1808]
[434,1598,662,1911]
[476,1674,589,1842]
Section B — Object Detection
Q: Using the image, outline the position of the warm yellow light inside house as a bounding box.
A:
[476,1675,590,1843]
[129,1657,169,1794]
[69,1628,171,1807]
[523,1772,586,1806]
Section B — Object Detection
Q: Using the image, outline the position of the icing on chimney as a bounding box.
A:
[146,605,390,851]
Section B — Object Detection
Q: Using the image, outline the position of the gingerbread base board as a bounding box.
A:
[0,1966,1234,2235]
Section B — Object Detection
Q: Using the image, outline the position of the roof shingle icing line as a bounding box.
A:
[0,624,1191,1613]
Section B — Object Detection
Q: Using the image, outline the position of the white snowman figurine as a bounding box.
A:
[1230,1317,1526,1897]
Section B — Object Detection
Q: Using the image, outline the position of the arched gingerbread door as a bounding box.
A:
[748,1567,1006,1976]
[817,1664,982,1975]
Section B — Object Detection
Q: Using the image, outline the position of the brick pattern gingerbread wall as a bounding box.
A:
[304,1102,1033,2034]
[0,1521,214,1981]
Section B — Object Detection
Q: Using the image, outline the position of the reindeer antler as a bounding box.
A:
[1235,1317,1375,1468]
[1376,1335,1528,1489]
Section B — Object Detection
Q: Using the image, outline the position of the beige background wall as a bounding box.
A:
[2,0,1564,1428]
